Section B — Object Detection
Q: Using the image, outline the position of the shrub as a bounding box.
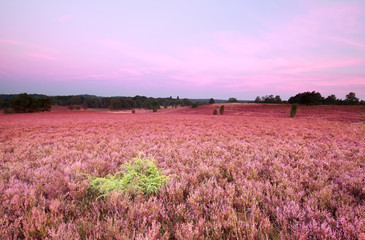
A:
[191,102,198,108]
[87,156,169,198]
[68,104,75,110]
[220,105,224,115]
[153,106,158,112]
[209,98,215,104]
[290,104,297,118]
[132,109,136,114]
[82,102,88,110]
[213,109,218,115]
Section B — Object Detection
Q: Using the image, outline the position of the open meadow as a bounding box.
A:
[1,104,364,239]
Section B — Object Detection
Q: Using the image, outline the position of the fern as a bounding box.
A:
[87,156,169,198]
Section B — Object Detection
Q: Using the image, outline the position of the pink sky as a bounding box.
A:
[0,0,364,100]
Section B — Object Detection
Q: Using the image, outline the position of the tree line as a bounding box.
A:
[0,94,194,113]
[2,93,52,113]
[1,91,363,113]
[254,91,363,105]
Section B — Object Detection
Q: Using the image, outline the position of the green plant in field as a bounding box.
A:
[213,109,218,115]
[87,156,169,198]
[290,104,297,118]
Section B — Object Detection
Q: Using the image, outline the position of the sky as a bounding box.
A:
[0,0,365,100]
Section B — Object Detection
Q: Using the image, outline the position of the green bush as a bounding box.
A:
[290,104,297,118]
[191,102,198,108]
[220,105,224,115]
[213,109,218,115]
[153,106,158,112]
[87,156,169,198]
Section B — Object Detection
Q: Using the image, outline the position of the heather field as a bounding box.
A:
[1,104,364,239]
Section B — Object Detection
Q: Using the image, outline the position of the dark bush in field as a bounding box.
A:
[290,104,298,118]
[220,105,224,115]
[191,102,198,108]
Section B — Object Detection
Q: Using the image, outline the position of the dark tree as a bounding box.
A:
[263,95,274,103]
[10,93,51,113]
[11,93,34,113]
[228,98,238,103]
[345,92,359,105]
[209,98,215,104]
[274,95,282,103]
[288,91,323,105]
[254,96,261,103]
[324,95,337,105]
[38,97,52,112]
[181,98,191,107]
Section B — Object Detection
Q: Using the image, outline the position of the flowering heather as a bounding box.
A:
[0,105,364,239]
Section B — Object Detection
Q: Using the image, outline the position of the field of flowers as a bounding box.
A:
[0,105,364,239]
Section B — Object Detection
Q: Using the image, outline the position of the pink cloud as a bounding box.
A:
[0,38,22,45]
[26,52,59,61]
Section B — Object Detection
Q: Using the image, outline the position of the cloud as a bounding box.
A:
[0,38,22,45]
[26,52,59,61]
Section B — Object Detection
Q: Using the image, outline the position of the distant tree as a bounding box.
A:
[11,93,34,113]
[209,98,215,104]
[143,100,152,109]
[263,95,274,103]
[220,105,225,115]
[109,98,120,110]
[151,100,160,109]
[191,102,198,108]
[68,104,75,110]
[71,96,83,105]
[38,97,52,112]
[135,100,143,109]
[324,95,337,105]
[228,98,238,103]
[181,98,191,107]
[9,93,50,113]
[345,92,359,105]
[254,96,261,103]
[274,95,282,103]
[289,91,323,105]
